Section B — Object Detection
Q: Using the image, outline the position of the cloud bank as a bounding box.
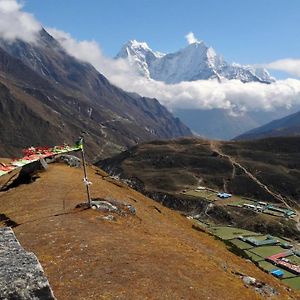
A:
[48,28,139,84]
[49,28,300,114]
[0,0,41,43]
[116,76,300,113]
[265,59,300,77]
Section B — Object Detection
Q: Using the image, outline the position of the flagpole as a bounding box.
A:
[79,138,91,207]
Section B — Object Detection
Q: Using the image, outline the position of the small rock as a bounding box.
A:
[56,155,81,167]
[102,215,116,221]
[243,276,256,285]
[241,275,278,297]
[126,204,136,215]
[91,201,118,212]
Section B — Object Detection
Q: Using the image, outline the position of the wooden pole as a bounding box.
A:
[80,139,91,207]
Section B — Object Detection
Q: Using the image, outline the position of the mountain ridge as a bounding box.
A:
[235,110,300,140]
[116,39,274,84]
[0,29,192,159]
[97,136,300,239]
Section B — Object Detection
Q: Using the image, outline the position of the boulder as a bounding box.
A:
[55,155,81,167]
[0,227,56,300]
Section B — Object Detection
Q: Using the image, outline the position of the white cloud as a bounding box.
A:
[265,59,300,77]
[115,76,300,113]
[185,32,199,44]
[47,29,300,114]
[0,0,41,43]
[48,27,139,84]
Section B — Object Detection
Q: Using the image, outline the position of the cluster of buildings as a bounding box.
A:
[239,235,300,279]
[267,252,300,277]
[240,235,280,247]
[242,201,296,218]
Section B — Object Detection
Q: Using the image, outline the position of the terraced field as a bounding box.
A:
[194,222,300,291]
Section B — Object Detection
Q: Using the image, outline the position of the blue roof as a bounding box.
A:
[271,269,284,277]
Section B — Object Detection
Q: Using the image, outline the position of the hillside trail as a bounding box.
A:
[209,140,295,211]
[222,154,237,192]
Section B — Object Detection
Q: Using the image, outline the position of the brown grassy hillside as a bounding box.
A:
[97,137,300,239]
[98,137,300,205]
[0,162,298,299]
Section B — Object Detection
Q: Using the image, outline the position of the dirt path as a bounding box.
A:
[222,155,237,193]
[210,141,293,210]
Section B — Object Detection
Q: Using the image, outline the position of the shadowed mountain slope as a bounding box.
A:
[0,29,191,160]
[235,110,300,141]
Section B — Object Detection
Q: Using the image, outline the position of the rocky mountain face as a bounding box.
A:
[116,39,274,84]
[0,29,192,160]
[235,110,300,140]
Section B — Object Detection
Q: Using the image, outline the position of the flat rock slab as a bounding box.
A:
[0,227,56,300]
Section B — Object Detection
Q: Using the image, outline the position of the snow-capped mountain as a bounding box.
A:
[116,40,164,78]
[116,40,274,84]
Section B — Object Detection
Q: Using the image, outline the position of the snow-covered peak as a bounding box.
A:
[126,39,150,51]
[116,39,275,84]
[179,40,207,54]
[116,39,164,59]
[116,39,166,78]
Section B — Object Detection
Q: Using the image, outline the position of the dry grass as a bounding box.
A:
[0,163,298,299]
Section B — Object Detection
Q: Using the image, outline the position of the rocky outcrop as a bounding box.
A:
[0,227,56,300]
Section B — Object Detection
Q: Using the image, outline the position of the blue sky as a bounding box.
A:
[2,0,300,116]
[24,0,300,67]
